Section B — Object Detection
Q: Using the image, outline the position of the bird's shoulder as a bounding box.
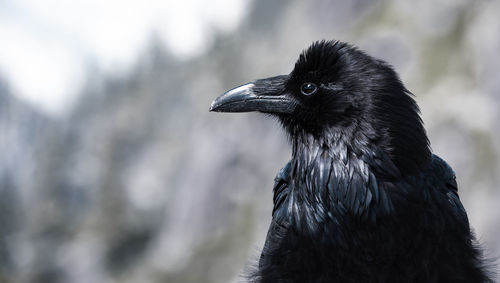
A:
[272,161,291,217]
[421,154,468,225]
[424,154,456,189]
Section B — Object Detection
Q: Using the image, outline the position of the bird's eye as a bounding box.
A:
[300,83,318,96]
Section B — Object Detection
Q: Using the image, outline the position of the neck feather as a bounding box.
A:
[286,126,405,236]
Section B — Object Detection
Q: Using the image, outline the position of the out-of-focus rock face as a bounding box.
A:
[1,0,499,282]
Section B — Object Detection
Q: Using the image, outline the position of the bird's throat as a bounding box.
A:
[287,129,392,236]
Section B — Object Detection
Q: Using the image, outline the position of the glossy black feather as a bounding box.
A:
[224,40,492,282]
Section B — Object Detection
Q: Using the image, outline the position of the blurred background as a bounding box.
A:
[1,0,499,282]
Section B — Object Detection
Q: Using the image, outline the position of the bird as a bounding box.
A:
[210,40,491,282]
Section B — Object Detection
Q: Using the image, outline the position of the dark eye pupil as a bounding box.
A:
[301,83,317,95]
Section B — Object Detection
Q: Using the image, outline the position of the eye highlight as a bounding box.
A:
[300,83,318,96]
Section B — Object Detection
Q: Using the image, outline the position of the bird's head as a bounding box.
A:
[211,40,431,174]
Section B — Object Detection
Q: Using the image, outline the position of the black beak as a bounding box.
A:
[209,75,295,114]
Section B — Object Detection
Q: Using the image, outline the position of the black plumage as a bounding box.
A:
[210,40,491,282]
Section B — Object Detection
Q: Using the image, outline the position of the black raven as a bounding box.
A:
[210,40,491,282]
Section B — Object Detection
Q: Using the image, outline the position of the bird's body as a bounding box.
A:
[210,40,491,282]
[259,147,484,282]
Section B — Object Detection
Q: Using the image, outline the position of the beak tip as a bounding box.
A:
[210,83,256,113]
[209,101,218,112]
